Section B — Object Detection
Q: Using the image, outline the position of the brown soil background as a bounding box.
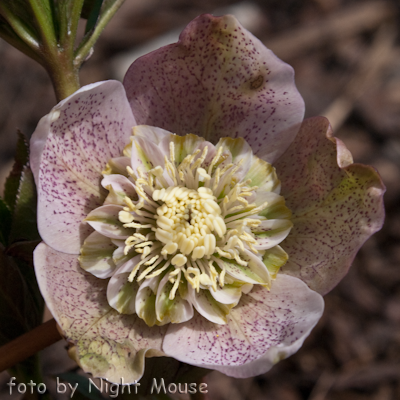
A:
[1,0,400,399]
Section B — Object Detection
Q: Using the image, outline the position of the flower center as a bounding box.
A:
[153,186,226,263]
[116,141,267,298]
[80,129,292,325]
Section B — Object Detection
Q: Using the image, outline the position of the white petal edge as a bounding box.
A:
[31,80,136,254]
[163,274,324,377]
[34,242,166,384]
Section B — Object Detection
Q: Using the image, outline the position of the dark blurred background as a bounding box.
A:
[1,0,400,399]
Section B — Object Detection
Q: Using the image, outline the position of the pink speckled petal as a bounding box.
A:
[124,14,304,162]
[275,117,386,295]
[163,274,323,377]
[34,242,166,383]
[31,81,136,255]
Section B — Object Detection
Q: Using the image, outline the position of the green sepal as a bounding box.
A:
[156,279,190,324]
[114,280,138,314]
[258,197,292,220]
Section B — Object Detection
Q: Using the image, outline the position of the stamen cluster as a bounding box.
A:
[80,130,292,326]
[117,141,266,300]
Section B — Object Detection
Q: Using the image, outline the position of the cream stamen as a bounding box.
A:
[115,139,278,300]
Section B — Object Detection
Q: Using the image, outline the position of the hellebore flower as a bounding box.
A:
[31,15,385,383]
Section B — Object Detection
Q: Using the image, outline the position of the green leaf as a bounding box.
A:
[15,255,43,314]
[6,240,41,267]
[0,197,12,246]
[58,373,104,400]
[0,18,43,65]
[81,0,101,19]
[48,0,60,41]
[0,247,44,385]
[27,0,57,48]
[8,353,52,400]
[51,0,84,48]
[84,0,103,33]
[119,357,209,398]
[0,246,43,346]
[0,1,41,48]
[3,130,29,212]
[9,166,40,243]
[74,0,125,67]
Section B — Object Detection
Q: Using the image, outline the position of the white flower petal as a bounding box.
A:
[155,272,194,324]
[107,272,138,315]
[31,81,136,254]
[102,174,136,206]
[209,284,242,305]
[252,219,293,250]
[79,231,117,278]
[132,125,172,144]
[215,137,253,180]
[136,277,169,327]
[34,242,166,384]
[85,204,131,239]
[187,284,233,325]
[163,274,324,377]
[213,250,271,286]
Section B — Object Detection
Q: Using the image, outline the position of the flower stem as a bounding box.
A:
[45,54,81,102]
[0,319,61,373]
